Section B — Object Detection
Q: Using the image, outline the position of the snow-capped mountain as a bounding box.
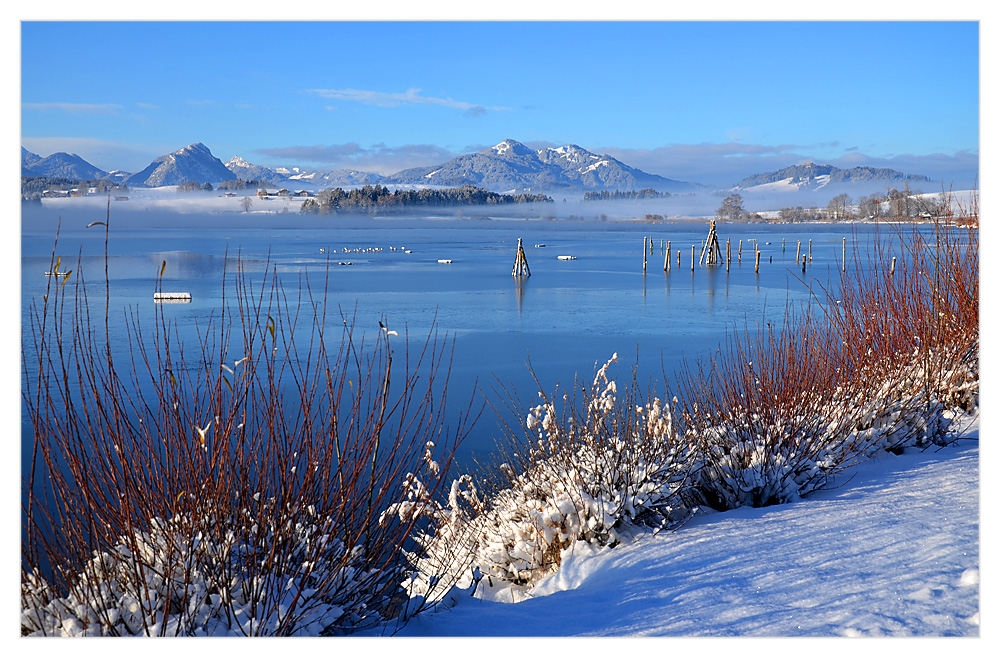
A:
[384,139,702,193]
[280,167,385,188]
[225,155,284,184]
[225,156,386,188]
[103,170,132,184]
[125,143,236,187]
[734,163,932,194]
[22,147,109,180]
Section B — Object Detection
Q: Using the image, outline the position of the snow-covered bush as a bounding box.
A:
[21,237,471,636]
[678,218,979,511]
[390,354,699,601]
[21,500,388,636]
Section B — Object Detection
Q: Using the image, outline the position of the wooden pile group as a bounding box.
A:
[512,238,531,277]
[699,219,723,265]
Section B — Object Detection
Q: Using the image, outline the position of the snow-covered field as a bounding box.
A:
[393,421,982,638]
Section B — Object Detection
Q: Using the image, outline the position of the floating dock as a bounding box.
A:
[153,292,192,303]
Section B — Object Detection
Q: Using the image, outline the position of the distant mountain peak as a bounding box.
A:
[226,155,253,167]
[22,148,107,180]
[125,142,235,187]
[549,144,585,153]
[540,144,603,167]
[486,139,535,158]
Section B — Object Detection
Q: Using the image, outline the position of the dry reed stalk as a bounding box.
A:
[671,192,978,510]
[22,233,477,636]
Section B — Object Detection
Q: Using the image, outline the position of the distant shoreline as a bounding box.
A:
[25,194,967,228]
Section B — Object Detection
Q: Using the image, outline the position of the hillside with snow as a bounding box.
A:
[733,162,933,195]
[224,156,387,188]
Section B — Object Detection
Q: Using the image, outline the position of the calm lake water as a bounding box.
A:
[20,205,915,470]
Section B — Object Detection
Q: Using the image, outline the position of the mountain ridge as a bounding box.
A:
[22,148,109,180]
[22,142,939,198]
[734,162,931,192]
[383,139,704,193]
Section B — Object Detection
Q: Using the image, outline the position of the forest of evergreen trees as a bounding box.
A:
[21,175,124,202]
[582,188,670,201]
[300,184,552,214]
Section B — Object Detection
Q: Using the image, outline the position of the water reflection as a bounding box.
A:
[149,251,221,279]
[514,276,528,315]
[704,262,720,306]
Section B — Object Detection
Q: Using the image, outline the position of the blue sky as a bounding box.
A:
[20,20,980,187]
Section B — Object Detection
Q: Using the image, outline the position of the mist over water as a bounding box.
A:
[21,201,915,471]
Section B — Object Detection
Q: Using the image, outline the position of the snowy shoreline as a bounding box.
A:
[393,420,980,637]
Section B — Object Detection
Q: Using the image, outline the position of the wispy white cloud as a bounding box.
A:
[308,87,508,115]
[22,102,123,114]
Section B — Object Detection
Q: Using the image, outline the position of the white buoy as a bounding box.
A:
[437,259,453,264]
[557,255,577,260]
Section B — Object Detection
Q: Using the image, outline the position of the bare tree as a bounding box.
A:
[826,193,852,221]
[716,193,745,222]
[241,195,253,213]
[858,193,882,219]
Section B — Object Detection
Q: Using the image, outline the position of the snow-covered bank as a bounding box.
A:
[395,426,980,637]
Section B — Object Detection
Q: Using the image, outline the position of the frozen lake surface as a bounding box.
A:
[20,206,920,470]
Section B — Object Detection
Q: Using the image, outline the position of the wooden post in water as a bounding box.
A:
[808,239,812,262]
[512,238,531,277]
[700,219,722,265]
[691,245,695,272]
[782,238,786,253]
[891,256,896,276]
[755,249,761,273]
[738,239,743,264]
[643,237,647,274]
[664,240,671,272]
[801,253,807,273]
[842,238,846,272]
[726,238,731,272]
[796,240,801,263]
